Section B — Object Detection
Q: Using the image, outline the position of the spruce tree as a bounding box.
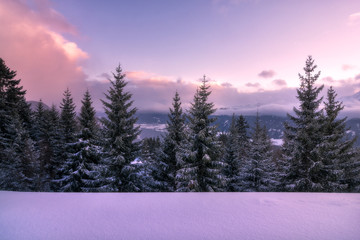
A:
[317,87,356,192]
[138,137,163,192]
[101,64,141,192]
[282,56,324,192]
[0,58,36,191]
[156,91,188,191]
[59,90,103,192]
[32,100,53,190]
[60,88,77,144]
[223,114,243,191]
[176,76,224,192]
[236,115,251,159]
[241,113,278,191]
[46,104,64,191]
[55,88,78,191]
[345,152,360,192]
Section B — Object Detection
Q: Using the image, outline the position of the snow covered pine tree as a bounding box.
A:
[55,88,79,191]
[317,86,356,192]
[283,56,325,192]
[176,76,225,192]
[241,113,279,191]
[156,91,189,191]
[101,64,141,192]
[0,58,37,191]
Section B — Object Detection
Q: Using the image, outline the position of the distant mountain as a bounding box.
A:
[344,118,360,146]
[214,115,286,139]
[339,92,360,118]
[343,91,360,101]
[131,112,360,146]
[132,112,287,140]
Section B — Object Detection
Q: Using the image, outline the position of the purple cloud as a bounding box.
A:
[272,79,287,86]
[221,82,233,88]
[258,70,276,78]
[322,77,335,83]
[246,82,261,88]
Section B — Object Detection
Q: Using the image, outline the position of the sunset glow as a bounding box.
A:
[1,0,360,115]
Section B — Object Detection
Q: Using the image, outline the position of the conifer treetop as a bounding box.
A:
[80,90,96,125]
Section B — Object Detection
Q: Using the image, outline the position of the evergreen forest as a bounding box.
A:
[1,56,359,192]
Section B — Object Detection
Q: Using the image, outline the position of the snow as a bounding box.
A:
[0,192,359,240]
[135,123,167,132]
[271,138,283,146]
[346,130,356,137]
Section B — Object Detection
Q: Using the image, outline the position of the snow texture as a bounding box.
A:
[0,192,359,240]
[271,138,283,146]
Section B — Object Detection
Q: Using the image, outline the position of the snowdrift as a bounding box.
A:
[0,191,359,240]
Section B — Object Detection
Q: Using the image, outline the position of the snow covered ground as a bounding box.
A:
[0,192,359,240]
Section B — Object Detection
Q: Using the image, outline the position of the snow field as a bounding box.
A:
[0,192,359,240]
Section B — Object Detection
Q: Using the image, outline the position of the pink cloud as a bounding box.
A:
[246,82,261,88]
[0,0,88,106]
[88,72,298,115]
[348,12,360,26]
[322,77,335,83]
[88,70,196,112]
[342,64,356,71]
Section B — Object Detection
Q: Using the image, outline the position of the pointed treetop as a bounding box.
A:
[0,58,17,81]
[113,64,125,81]
[299,55,321,87]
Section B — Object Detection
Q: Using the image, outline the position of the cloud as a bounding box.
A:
[87,69,296,115]
[272,79,287,87]
[322,77,335,83]
[221,82,233,88]
[86,68,360,118]
[0,0,88,107]
[258,70,276,78]
[88,72,298,116]
[348,12,360,26]
[88,71,196,112]
[246,82,261,88]
[342,64,356,71]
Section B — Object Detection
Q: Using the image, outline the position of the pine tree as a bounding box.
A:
[346,152,360,192]
[101,64,141,192]
[223,114,243,191]
[138,137,163,192]
[156,91,188,191]
[241,113,278,191]
[0,58,36,191]
[60,88,77,144]
[59,90,103,192]
[236,115,251,159]
[32,100,53,191]
[46,105,64,191]
[282,56,324,192]
[55,88,78,191]
[316,87,356,192]
[176,76,224,192]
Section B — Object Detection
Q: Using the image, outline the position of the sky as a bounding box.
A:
[1,0,360,116]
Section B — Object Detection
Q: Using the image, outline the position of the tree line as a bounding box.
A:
[0,56,359,192]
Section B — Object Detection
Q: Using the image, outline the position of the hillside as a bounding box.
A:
[134,112,360,145]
